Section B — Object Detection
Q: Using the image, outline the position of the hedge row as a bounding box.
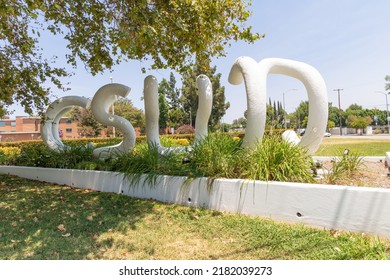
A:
[0,129,286,149]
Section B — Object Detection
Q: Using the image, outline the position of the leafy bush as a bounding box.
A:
[0,150,6,165]
[15,144,95,169]
[0,146,21,165]
[174,138,190,146]
[6,133,317,184]
[176,125,195,134]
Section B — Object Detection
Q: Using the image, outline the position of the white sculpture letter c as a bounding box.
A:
[41,96,92,152]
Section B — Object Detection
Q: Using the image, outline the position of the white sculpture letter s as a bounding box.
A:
[91,83,136,159]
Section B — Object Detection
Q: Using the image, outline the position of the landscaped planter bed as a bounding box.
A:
[1,165,390,238]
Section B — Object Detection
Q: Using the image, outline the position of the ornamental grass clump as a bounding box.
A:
[324,150,364,184]
[189,133,243,179]
[112,142,190,182]
[241,136,315,183]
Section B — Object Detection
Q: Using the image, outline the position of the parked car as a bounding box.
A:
[324,132,331,137]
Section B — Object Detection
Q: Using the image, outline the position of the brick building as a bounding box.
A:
[0,116,80,142]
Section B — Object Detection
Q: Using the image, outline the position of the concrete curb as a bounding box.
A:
[1,165,390,238]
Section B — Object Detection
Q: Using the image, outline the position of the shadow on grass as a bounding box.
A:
[0,174,155,260]
[1,174,390,260]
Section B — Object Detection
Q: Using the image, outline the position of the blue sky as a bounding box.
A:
[10,0,390,123]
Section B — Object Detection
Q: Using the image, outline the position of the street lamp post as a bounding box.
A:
[333,88,344,136]
[375,91,390,134]
[282,89,297,129]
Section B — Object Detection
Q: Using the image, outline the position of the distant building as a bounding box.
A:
[0,116,79,142]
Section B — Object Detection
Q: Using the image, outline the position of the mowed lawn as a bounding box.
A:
[1,174,389,260]
[315,137,390,156]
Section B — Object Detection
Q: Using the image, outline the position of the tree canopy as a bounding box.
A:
[181,60,229,131]
[1,0,262,116]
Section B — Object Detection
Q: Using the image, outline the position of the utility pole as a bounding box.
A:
[333,89,344,136]
[375,91,390,134]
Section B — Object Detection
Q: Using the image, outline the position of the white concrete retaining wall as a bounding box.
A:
[1,166,390,238]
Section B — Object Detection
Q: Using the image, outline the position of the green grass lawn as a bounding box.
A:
[316,138,390,156]
[1,174,389,260]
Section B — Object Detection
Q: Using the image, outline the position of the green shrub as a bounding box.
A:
[15,144,94,169]
[176,125,195,134]
[241,136,315,183]
[189,133,243,179]
[6,133,317,184]
[0,150,6,165]
[0,146,21,165]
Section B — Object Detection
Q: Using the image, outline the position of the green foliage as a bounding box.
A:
[14,143,95,169]
[346,115,373,130]
[324,151,364,184]
[176,124,195,134]
[1,0,261,115]
[113,98,145,132]
[328,102,342,127]
[315,138,390,156]
[3,133,315,184]
[158,73,184,129]
[266,98,286,129]
[181,61,230,131]
[0,1,68,116]
[158,85,169,130]
[0,150,6,165]
[70,107,103,137]
[189,133,242,178]
[0,146,21,165]
[327,120,336,130]
[2,174,390,260]
[291,101,309,129]
[232,117,247,129]
[241,136,315,183]
[110,142,190,181]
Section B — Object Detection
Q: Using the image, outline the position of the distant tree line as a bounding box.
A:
[71,62,229,136]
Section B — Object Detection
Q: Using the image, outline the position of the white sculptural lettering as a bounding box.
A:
[41,96,92,152]
[228,56,328,154]
[42,56,328,158]
[144,74,213,154]
[90,83,136,159]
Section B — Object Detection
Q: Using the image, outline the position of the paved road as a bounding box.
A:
[329,134,390,140]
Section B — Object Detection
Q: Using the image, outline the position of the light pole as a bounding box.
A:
[375,91,390,134]
[333,89,344,136]
[110,76,116,138]
[282,89,297,129]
